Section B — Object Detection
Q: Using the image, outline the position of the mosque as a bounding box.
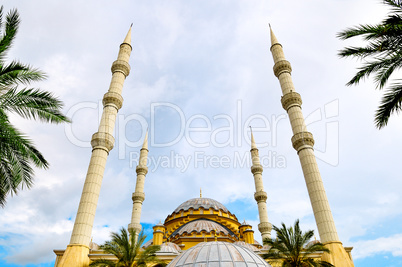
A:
[53,26,355,267]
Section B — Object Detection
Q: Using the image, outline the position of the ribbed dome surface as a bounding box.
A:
[234,241,260,252]
[174,198,228,213]
[167,242,272,267]
[172,219,235,237]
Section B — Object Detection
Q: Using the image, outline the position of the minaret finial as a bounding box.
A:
[250,126,257,150]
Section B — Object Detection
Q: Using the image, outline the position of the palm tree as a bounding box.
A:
[263,220,333,267]
[90,228,161,267]
[337,0,402,129]
[0,6,69,206]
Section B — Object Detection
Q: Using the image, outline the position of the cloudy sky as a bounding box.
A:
[1,1,401,266]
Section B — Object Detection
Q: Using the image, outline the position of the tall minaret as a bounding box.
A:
[128,131,149,235]
[58,27,132,267]
[269,26,354,266]
[250,129,272,241]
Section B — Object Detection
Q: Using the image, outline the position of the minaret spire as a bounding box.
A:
[129,131,149,235]
[269,24,279,47]
[269,26,354,266]
[249,128,272,241]
[123,24,132,46]
[250,126,257,150]
[58,27,132,267]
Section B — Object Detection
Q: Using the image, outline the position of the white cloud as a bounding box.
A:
[352,234,402,259]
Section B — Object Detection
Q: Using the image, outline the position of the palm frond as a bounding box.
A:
[93,228,160,267]
[345,56,401,88]
[373,54,402,88]
[0,87,70,123]
[383,0,402,12]
[263,219,333,266]
[0,60,46,86]
[0,8,19,62]
[89,259,117,267]
[337,24,390,41]
[0,112,49,206]
[338,0,402,128]
[0,6,70,206]
[375,82,402,128]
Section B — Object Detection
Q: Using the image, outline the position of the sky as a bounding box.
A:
[0,0,401,266]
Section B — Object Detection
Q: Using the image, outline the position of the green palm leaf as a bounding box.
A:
[90,228,161,267]
[0,60,46,87]
[0,7,19,62]
[0,87,70,123]
[338,0,402,128]
[263,220,333,267]
[0,6,70,206]
[375,82,402,128]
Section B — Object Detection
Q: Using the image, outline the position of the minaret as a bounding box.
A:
[250,129,272,241]
[58,27,132,267]
[128,131,149,235]
[269,26,354,266]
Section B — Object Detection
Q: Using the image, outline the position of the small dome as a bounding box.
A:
[171,219,236,237]
[155,221,165,227]
[234,241,260,252]
[173,198,228,213]
[159,243,180,254]
[163,242,181,252]
[167,242,271,267]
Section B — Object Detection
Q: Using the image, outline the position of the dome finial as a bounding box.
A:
[200,188,202,198]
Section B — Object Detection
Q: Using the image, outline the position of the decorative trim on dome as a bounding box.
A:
[169,218,238,239]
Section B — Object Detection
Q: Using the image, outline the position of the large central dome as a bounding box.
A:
[174,197,228,213]
[163,197,244,250]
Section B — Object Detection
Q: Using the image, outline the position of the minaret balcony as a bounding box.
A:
[281,91,302,111]
[254,191,267,202]
[291,131,315,152]
[273,59,292,77]
[91,132,115,152]
[132,192,145,202]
